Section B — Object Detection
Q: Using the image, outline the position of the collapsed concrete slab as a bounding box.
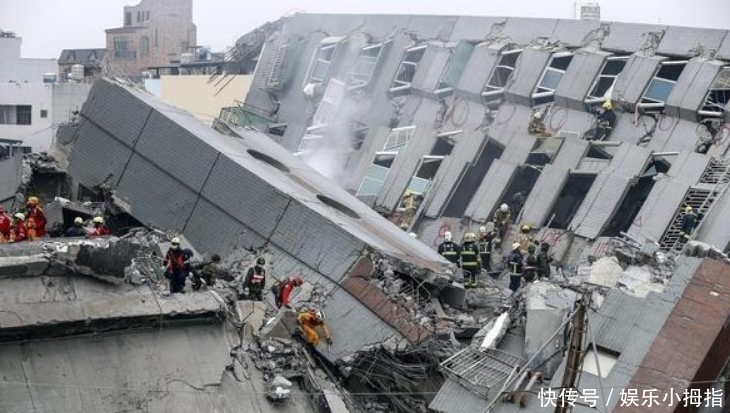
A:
[524,281,576,377]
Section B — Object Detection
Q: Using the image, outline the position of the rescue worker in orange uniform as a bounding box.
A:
[24,197,46,240]
[275,276,304,309]
[0,205,11,243]
[9,213,28,243]
[88,216,111,238]
[297,309,332,347]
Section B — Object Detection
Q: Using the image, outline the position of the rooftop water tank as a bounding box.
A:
[70,64,84,81]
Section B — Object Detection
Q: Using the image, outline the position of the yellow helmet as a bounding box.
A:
[602,100,613,110]
[685,206,693,213]
[27,196,39,205]
[464,232,476,242]
[521,223,531,232]
[171,237,181,245]
[404,190,412,197]
[512,242,521,251]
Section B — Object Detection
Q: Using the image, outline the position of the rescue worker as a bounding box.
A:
[24,197,46,240]
[477,226,496,274]
[0,205,11,243]
[438,231,461,266]
[88,216,111,237]
[192,254,221,291]
[164,237,187,293]
[297,309,332,347]
[680,206,698,240]
[527,110,550,137]
[460,232,481,288]
[9,213,27,243]
[242,257,267,301]
[587,100,617,141]
[517,223,534,254]
[275,276,304,309]
[397,190,419,230]
[523,243,538,283]
[537,242,552,279]
[65,217,87,237]
[507,242,524,293]
[493,204,511,247]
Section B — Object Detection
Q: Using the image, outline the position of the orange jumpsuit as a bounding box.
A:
[10,221,27,243]
[297,312,331,346]
[26,207,46,240]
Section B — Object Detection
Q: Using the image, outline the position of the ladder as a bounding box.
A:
[663,157,730,255]
[265,34,289,91]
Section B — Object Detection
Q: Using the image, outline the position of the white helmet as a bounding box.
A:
[315,310,325,321]
[14,213,25,221]
[444,231,452,242]
[479,226,487,233]
[512,242,521,251]
[93,216,104,224]
[74,217,83,224]
[171,237,181,245]
[500,204,509,212]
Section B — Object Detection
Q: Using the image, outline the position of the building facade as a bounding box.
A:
[0,34,91,152]
[58,48,106,82]
[104,0,197,79]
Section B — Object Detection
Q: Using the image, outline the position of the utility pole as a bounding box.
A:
[554,291,590,413]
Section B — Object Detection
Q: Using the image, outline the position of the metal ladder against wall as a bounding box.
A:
[662,157,730,254]
[265,34,289,90]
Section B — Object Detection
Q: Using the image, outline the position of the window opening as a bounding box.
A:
[113,37,130,59]
[497,165,541,219]
[586,55,628,103]
[483,49,522,101]
[547,173,596,229]
[267,123,287,137]
[383,125,416,153]
[699,67,730,118]
[639,60,687,111]
[357,153,396,196]
[405,136,455,195]
[582,346,620,378]
[348,43,384,90]
[0,105,32,125]
[390,45,427,93]
[533,52,574,106]
[40,110,48,119]
[436,41,475,95]
[602,159,668,237]
[443,139,504,218]
[140,36,150,57]
[309,79,346,129]
[124,12,132,26]
[309,43,338,84]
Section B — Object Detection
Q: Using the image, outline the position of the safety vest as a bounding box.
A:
[508,252,523,276]
[460,242,479,268]
[478,236,493,255]
[439,241,460,263]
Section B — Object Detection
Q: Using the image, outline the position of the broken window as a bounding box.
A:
[390,45,427,92]
[582,346,619,378]
[308,43,339,84]
[586,55,628,103]
[699,67,730,118]
[309,79,346,129]
[639,60,687,111]
[0,105,31,125]
[482,49,522,101]
[356,126,416,197]
[357,153,396,196]
[383,125,416,153]
[436,41,475,96]
[443,138,504,218]
[406,133,456,194]
[348,43,384,90]
[533,52,574,105]
[547,173,596,229]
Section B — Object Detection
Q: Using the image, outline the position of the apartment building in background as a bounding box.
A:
[104,0,197,79]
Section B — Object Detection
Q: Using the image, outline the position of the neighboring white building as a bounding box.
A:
[0,32,91,152]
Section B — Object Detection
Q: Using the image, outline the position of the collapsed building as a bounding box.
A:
[3,11,730,413]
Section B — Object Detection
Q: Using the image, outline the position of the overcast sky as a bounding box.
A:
[2,0,729,58]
